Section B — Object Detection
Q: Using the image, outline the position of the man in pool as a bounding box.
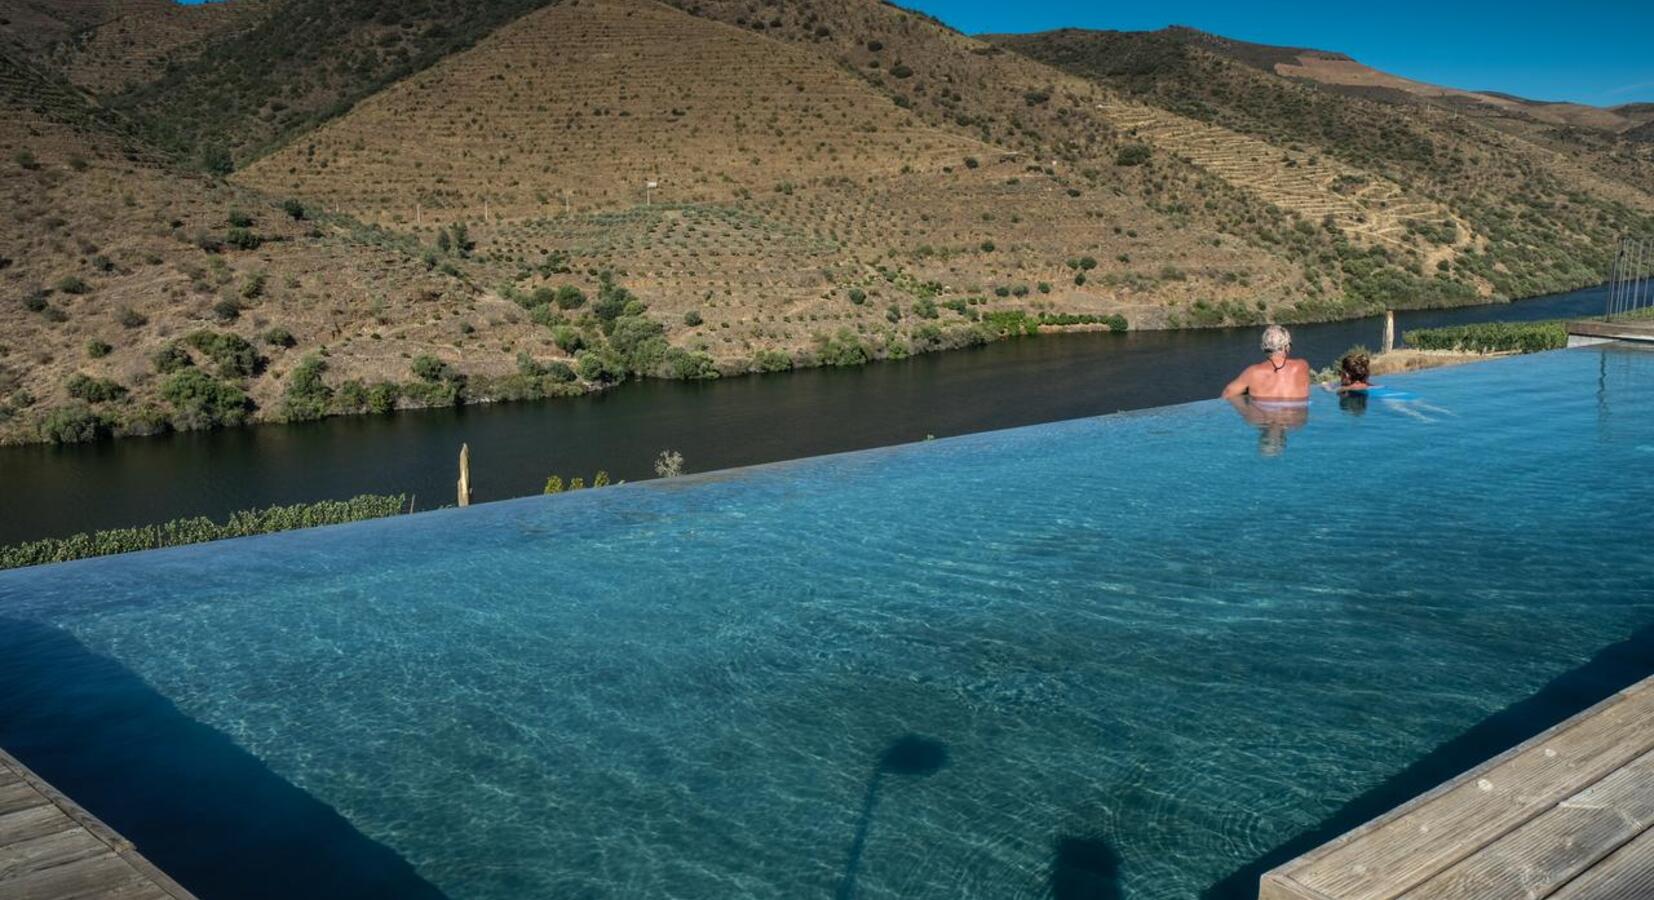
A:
[1222,325,1310,401]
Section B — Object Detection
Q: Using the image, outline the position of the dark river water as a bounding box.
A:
[0,284,1609,544]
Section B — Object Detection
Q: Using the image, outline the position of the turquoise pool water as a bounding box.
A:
[3,346,1654,899]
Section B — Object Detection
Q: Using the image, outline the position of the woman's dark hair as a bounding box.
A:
[1340,351,1370,384]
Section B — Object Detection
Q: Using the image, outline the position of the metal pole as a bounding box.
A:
[1606,239,1624,319]
[1382,309,1395,354]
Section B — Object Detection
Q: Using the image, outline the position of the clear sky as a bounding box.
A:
[173,0,1652,106]
[904,0,1653,106]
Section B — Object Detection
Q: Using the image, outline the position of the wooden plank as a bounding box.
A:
[1550,824,1654,898]
[1406,748,1654,898]
[0,748,197,900]
[0,781,51,818]
[1272,678,1654,899]
[0,853,169,900]
[0,828,113,882]
[0,806,77,848]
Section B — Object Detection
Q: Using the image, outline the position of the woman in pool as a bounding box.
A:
[1332,351,1372,392]
[1221,325,1310,402]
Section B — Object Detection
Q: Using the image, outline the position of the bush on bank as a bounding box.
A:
[0,494,410,570]
[1401,321,1568,354]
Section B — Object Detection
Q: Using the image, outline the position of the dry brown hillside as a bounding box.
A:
[0,52,526,444]
[237,0,1320,361]
[239,0,986,218]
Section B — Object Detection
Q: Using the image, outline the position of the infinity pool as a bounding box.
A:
[3,346,1654,900]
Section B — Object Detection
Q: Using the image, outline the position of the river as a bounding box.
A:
[0,283,1610,545]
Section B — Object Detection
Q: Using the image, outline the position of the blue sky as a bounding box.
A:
[906,0,1653,106]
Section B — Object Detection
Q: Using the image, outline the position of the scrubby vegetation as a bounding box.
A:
[0,495,410,570]
[1402,321,1569,354]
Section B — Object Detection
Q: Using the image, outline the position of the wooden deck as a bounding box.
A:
[1566,318,1654,344]
[0,748,195,900]
[1261,675,1654,899]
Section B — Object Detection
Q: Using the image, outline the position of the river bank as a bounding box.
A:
[0,282,1613,545]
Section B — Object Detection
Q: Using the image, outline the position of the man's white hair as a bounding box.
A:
[1261,324,1291,354]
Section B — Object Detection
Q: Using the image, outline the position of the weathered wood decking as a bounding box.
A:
[1567,319,1654,344]
[1261,675,1654,899]
[0,748,195,900]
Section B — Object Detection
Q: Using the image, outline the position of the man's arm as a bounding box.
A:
[1221,368,1251,399]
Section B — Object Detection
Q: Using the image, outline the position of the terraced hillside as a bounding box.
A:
[238,0,987,219]
[992,28,1654,300]
[1090,96,1473,258]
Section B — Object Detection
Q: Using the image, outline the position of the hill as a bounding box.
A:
[0,52,520,444]
[99,0,558,165]
[235,0,1327,376]
[988,27,1654,300]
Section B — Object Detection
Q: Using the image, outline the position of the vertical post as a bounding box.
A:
[458,443,472,508]
[416,202,421,226]
[1606,238,1624,319]
[1382,309,1395,354]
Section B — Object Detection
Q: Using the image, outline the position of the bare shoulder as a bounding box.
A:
[1287,358,1311,371]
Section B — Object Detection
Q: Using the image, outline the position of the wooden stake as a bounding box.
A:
[1382,309,1395,354]
[458,443,472,508]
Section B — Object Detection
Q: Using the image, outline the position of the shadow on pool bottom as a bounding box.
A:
[0,618,448,900]
[1201,618,1654,899]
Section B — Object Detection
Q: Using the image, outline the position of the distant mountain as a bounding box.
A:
[1,2,1651,446]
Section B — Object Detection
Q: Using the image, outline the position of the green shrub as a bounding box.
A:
[66,373,127,403]
[152,342,193,374]
[85,339,113,359]
[56,275,91,295]
[38,403,113,443]
[411,354,453,382]
[848,288,867,305]
[814,328,871,366]
[551,326,585,353]
[751,349,794,373]
[555,285,586,309]
[0,494,408,570]
[212,299,242,322]
[227,210,254,228]
[23,289,48,313]
[912,297,939,319]
[1115,144,1152,166]
[576,347,627,383]
[161,369,250,430]
[184,330,261,378]
[683,310,704,327]
[224,228,262,251]
[666,348,718,380]
[281,355,333,421]
[261,327,296,348]
[1402,321,1567,354]
[366,382,401,414]
[282,199,306,220]
[117,307,148,328]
